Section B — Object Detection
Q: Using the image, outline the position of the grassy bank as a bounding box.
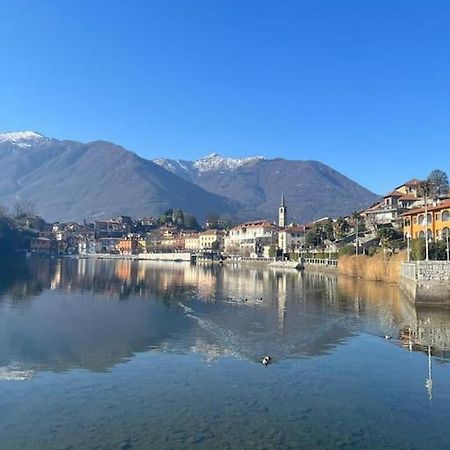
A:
[338,251,406,284]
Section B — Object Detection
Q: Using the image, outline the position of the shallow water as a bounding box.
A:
[1,258,450,449]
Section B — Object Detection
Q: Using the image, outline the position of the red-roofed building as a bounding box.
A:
[402,199,450,240]
[364,180,424,229]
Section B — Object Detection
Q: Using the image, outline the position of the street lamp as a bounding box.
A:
[406,232,411,262]
[422,183,430,261]
[445,228,450,262]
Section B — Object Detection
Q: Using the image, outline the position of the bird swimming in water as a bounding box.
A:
[262,355,271,366]
[384,335,392,340]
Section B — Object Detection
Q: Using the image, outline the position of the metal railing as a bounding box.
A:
[400,262,417,280]
[303,258,338,267]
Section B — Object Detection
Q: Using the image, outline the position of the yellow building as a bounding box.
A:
[185,233,201,250]
[199,229,224,250]
[403,199,450,240]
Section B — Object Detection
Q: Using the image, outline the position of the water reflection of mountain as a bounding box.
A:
[1,258,450,377]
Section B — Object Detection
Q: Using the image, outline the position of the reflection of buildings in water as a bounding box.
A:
[50,259,62,290]
[221,266,269,301]
[399,299,450,356]
[425,345,433,401]
[0,260,390,372]
[115,260,133,282]
[183,265,217,299]
[276,272,287,332]
[337,276,405,331]
[301,271,338,306]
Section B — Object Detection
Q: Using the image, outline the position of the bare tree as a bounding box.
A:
[428,169,449,198]
[14,200,36,220]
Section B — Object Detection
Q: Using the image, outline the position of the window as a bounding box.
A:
[443,210,450,222]
[418,214,424,225]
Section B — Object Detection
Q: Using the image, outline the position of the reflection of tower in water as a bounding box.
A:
[50,259,62,290]
[276,272,287,332]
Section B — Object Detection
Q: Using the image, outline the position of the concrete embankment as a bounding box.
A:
[400,261,450,305]
[302,259,338,274]
[223,258,302,271]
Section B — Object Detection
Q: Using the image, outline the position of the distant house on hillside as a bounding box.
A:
[94,219,129,238]
[363,179,424,229]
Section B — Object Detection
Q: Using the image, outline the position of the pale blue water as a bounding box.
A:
[1,258,450,449]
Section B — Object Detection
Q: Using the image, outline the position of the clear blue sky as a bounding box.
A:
[1,0,449,194]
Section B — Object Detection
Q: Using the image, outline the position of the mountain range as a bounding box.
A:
[0,131,379,223]
[153,154,379,223]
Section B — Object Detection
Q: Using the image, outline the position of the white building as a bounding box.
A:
[224,220,278,257]
[278,225,306,253]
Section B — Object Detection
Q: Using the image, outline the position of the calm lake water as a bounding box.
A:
[1,258,450,449]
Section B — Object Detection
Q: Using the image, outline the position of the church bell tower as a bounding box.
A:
[279,193,287,228]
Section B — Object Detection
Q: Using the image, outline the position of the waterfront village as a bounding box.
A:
[25,177,450,262]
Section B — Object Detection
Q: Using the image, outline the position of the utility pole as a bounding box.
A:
[355,215,359,255]
[423,183,429,261]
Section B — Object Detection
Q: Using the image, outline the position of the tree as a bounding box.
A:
[428,169,449,198]
[305,225,326,248]
[14,200,36,220]
[206,213,220,229]
[377,225,402,250]
[183,214,200,230]
[323,219,335,241]
[173,209,185,227]
[335,217,350,238]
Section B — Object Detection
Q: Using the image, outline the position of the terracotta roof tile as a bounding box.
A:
[401,199,450,216]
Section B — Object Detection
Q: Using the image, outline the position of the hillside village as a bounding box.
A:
[3,171,446,262]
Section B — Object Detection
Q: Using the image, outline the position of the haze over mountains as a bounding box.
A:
[0,131,379,223]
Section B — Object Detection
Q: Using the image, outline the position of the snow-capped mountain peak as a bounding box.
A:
[193,153,265,172]
[0,131,50,148]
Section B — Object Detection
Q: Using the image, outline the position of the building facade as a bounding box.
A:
[224,220,278,257]
[402,199,450,240]
[278,225,306,253]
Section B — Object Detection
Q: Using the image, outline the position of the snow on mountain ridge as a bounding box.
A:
[0,131,50,148]
[153,154,265,175]
[193,153,265,172]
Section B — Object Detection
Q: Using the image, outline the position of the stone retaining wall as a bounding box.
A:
[400,261,450,305]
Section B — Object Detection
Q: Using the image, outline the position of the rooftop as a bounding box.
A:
[402,199,450,216]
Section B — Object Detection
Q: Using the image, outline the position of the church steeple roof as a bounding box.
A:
[281,193,285,208]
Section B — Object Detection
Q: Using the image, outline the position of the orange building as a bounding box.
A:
[116,235,144,254]
[402,199,450,240]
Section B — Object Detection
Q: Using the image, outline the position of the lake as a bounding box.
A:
[1,257,450,449]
